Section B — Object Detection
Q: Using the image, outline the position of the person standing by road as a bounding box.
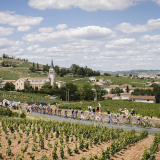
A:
[118,107,122,115]
[88,105,92,112]
[97,105,99,113]
[93,107,95,113]
[131,108,135,116]
[98,103,101,112]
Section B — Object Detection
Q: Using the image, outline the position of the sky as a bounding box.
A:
[1,0,160,71]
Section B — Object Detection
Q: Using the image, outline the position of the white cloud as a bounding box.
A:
[115,18,160,33]
[28,0,143,11]
[38,27,54,33]
[0,27,14,36]
[0,11,43,26]
[17,26,31,32]
[108,38,136,45]
[152,0,160,5]
[0,38,24,55]
[27,45,40,51]
[0,38,23,49]
[140,35,160,41]
[23,26,115,43]
[55,24,68,30]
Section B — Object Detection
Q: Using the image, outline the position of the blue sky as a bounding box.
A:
[1,0,160,71]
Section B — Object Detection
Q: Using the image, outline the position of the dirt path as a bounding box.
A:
[111,135,154,160]
[154,144,160,160]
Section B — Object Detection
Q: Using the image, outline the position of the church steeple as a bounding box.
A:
[50,59,54,70]
[49,59,55,86]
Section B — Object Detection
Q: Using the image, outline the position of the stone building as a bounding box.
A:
[15,60,65,90]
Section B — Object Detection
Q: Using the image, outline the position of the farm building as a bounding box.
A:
[102,94,121,100]
[89,77,96,82]
[120,93,131,99]
[129,96,156,103]
[99,78,105,83]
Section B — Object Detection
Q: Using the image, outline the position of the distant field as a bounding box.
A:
[95,76,160,87]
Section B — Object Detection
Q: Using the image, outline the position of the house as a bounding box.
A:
[3,80,16,85]
[0,82,6,88]
[120,93,131,99]
[100,85,111,93]
[105,79,112,83]
[120,84,132,87]
[55,81,66,88]
[109,85,119,88]
[102,94,121,100]
[146,81,153,86]
[89,77,96,82]
[99,78,105,83]
[15,78,30,90]
[129,96,156,103]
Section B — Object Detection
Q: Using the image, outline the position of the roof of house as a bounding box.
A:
[102,94,116,98]
[145,87,153,90]
[109,85,119,88]
[120,93,131,95]
[129,96,155,100]
[120,84,132,87]
[100,85,110,88]
[0,82,6,85]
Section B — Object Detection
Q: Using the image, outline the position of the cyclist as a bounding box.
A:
[91,112,95,120]
[80,110,84,120]
[99,113,103,122]
[108,114,112,123]
[71,109,74,118]
[74,110,78,118]
[115,114,119,124]
[137,115,142,125]
[64,109,67,117]
[86,112,91,120]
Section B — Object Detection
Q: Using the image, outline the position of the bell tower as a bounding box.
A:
[49,59,55,85]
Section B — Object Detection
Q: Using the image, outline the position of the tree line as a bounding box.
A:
[16,82,107,101]
[42,63,100,77]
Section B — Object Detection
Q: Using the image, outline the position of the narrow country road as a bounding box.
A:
[30,112,160,134]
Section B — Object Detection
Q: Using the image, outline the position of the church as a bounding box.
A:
[15,60,66,90]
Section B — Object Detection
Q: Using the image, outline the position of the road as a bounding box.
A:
[30,112,160,134]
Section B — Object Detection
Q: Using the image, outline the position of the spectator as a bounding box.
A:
[131,108,135,116]
[93,107,95,113]
[118,107,122,115]
[107,109,110,114]
[97,105,99,113]
[98,103,101,112]
[88,105,92,112]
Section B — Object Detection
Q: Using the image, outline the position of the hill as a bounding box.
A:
[0,57,46,80]
[103,70,160,75]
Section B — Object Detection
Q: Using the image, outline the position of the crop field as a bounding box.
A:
[59,100,160,118]
[0,115,158,160]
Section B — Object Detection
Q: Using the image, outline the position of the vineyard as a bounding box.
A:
[0,114,158,160]
[59,100,160,118]
[0,91,63,104]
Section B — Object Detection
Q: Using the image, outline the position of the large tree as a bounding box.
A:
[81,84,94,100]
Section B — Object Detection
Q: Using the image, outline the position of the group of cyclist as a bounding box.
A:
[27,103,150,127]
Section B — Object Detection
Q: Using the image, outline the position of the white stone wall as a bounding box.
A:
[121,95,130,99]
[134,99,156,103]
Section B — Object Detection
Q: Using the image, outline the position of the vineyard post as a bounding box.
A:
[97,145,98,159]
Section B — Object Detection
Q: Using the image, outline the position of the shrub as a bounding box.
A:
[20,111,26,118]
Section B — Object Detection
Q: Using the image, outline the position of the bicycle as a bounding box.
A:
[124,119,132,126]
